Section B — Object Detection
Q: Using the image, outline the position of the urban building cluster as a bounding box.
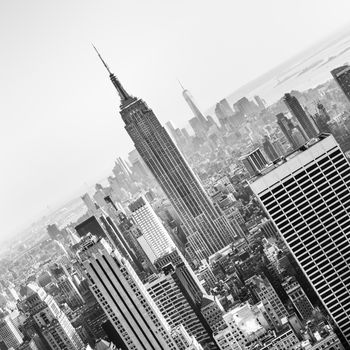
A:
[0,52,349,350]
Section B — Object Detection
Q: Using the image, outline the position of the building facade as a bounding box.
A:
[249,134,350,345]
[78,236,178,350]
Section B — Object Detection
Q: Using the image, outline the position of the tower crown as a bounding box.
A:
[93,45,135,107]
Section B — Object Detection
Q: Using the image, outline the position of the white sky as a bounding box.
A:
[1,0,350,241]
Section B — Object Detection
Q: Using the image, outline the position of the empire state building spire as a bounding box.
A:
[93,45,134,107]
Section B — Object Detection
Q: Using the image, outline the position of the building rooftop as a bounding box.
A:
[249,133,332,183]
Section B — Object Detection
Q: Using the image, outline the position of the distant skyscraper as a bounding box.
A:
[249,134,350,345]
[189,117,206,138]
[254,95,266,110]
[313,102,331,134]
[77,236,178,350]
[81,193,97,216]
[262,135,279,162]
[331,64,350,102]
[233,97,257,116]
[283,93,318,139]
[180,84,207,126]
[94,47,239,260]
[128,196,175,263]
[276,112,307,149]
[215,99,235,128]
[240,148,269,177]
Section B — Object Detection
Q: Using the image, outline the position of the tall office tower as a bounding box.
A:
[0,315,23,349]
[129,196,176,263]
[233,97,256,116]
[51,265,85,310]
[76,212,146,277]
[215,99,235,129]
[276,113,299,149]
[94,47,239,260]
[77,236,179,350]
[283,93,319,139]
[81,193,97,216]
[254,95,266,110]
[282,277,314,321]
[218,99,234,118]
[240,148,269,177]
[331,64,350,102]
[145,273,211,345]
[314,102,331,134]
[19,283,84,350]
[153,249,206,305]
[249,134,350,345]
[262,135,279,162]
[165,121,179,142]
[276,112,308,149]
[246,275,288,329]
[180,84,207,126]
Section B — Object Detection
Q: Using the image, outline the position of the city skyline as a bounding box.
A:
[1,3,350,348]
[2,0,350,241]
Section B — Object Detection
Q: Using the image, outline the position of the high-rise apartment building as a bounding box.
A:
[283,93,318,139]
[77,236,179,350]
[249,134,350,345]
[94,47,239,260]
[128,196,175,263]
[331,65,350,102]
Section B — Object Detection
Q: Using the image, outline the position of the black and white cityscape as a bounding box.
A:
[1,2,350,350]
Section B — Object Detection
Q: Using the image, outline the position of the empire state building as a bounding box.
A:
[94,47,241,259]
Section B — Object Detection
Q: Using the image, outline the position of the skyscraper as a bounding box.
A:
[128,196,175,263]
[77,236,179,350]
[94,47,239,260]
[180,84,207,126]
[276,113,299,149]
[283,93,318,139]
[240,148,269,177]
[0,315,23,349]
[262,135,279,162]
[19,283,84,350]
[331,64,350,102]
[249,134,350,345]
